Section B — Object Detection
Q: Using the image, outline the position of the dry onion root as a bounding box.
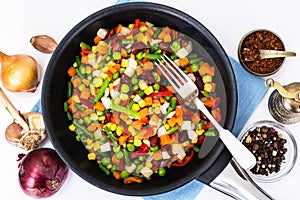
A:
[0,87,46,150]
[0,51,40,93]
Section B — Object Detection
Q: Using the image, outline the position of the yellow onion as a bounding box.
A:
[0,51,40,92]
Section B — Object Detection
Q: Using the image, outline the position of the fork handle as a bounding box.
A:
[193,98,256,170]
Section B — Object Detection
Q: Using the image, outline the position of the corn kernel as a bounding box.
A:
[113,146,120,153]
[113,97,121,105]
[116,126,123,136]
[182,141,190,147]
[128,24,134,29]
[121,59,128,67]
[154,106,161,114]
[107,60,116,68]
[92,46,97,52]
[204,83,213,92]
[139,25,147,32]
[202,75,212,83]
[87,153,96,160]
[69,124,76,132]
[93,141,101,151]
[86,138,93,145]
[146,162,153,168]
[93,77,103,88]
[109,83,113,90]
[90,113,98,121]
[120,93,129,101]
[197,129,204,135]
[106,122,112,129]
[132,103,140,111]
[164,123,170,130]
[138,80,148,90]
[192,138,198,144]
[107,164,112,169]
[110,123,117,131]
[98,115,105,122]
[138,100,146,108]
[144,86,153,95]
[86,143,94,150]
[126,119,133,125]
[128,125,136,134]
[134,137,142,146]
[142,36,148,44]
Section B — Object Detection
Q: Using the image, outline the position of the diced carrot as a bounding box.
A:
[94,101,105,112]
[143,61,154,70]
[109,66,118,74]
[67,66,76,77]
[94,35,101,44]
[71,77,82,88]
[97,44,108,54]
[132,120,143,130]
[87,122,99,132]
[153,150,162,161]
[179,57,189,67]
[113,170,121,180]
[124,176,143,184]
[121,48,128,58]
[144,97,153,106]
[158,26,171,40]
[203,99,213,107]
[163,33,172,42]
[191,113,201,125]
[81,55,88,64]
[112,156,121,168]
[160,134,172,146]
[80,87,90,100]
[113,112,120,125]
[145,27,154,37]
[198,62,215,76]
[185,66,194,73]
[166,86,176,93]
[167,117,177,127]
[212,108,222,122]
[119,135,129,146]
[80,108,93,117]
[136,65,143,76]
[120,112,129,122]
[136,128,148,138]
[135,32,144,42]
[73,111,81,119]
[140,117,149,124]
[68,103,77,113]
[115,24,123,34]
[82,78,90,86]
[138,108,149,119]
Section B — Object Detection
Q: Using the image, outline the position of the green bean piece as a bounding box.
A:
[149,145,159,152]
[167,125,179,134]
[187,53,198,59]
[204,129,216,136]
[67,81,72,98]
[64,101,68,112]
[75,103,85,112]
[76,55,81,67]
[94,77,110,102]
[66,111,73,121]
[80,41,92,50]
[99,163,111,175]
[73,120,93,137]
[123,149,131,166]
[193,145,200,153]
[121,39,134,45]
[136,51,144,60]
[190,57,203,64]
[104,126,119,148]
[143,53,162,60]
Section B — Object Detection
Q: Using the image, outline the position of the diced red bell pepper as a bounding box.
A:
[150,91,173,97]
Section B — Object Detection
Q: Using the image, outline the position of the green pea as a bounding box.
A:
[150,145,159,152]
[120,171,129,179]
[99,135,107,143]
[101,157,111,166]
[75,134,81,142]
[113,51,122,60]
[133,159,140,165]
[121,84,130,93]
[138,155,146,161]
[112,71,120,79]
[116,151,124,159]
[153,83,160,91]
[127,143,135,152]
[190,64,199,72]
[158,167,166,176]
[171,40,181,52]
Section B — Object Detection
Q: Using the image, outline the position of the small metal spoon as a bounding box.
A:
[244,49,296,61]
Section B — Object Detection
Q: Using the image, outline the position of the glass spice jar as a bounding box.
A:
[238,29,291,76]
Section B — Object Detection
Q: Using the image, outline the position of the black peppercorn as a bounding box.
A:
[242,126,287,176]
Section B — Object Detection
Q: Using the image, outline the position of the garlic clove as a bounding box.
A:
[30,35,58,53]
[5,122,23,147]
[26,112,45,130]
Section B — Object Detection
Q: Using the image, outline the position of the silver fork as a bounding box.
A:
[155,55,256,170]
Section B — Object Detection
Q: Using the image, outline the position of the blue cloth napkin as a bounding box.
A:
[31,1,268,199]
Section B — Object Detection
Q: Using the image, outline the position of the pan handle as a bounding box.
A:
[209,159,275,200]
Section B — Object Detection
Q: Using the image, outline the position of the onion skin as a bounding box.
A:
[0,51,40,92]
[18,148,69,198]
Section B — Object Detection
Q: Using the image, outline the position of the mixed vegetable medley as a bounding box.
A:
[64,19,222,184]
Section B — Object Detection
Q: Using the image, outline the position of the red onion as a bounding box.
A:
[18,148,69,198]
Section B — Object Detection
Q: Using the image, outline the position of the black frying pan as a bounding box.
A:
[42,2,237,196]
